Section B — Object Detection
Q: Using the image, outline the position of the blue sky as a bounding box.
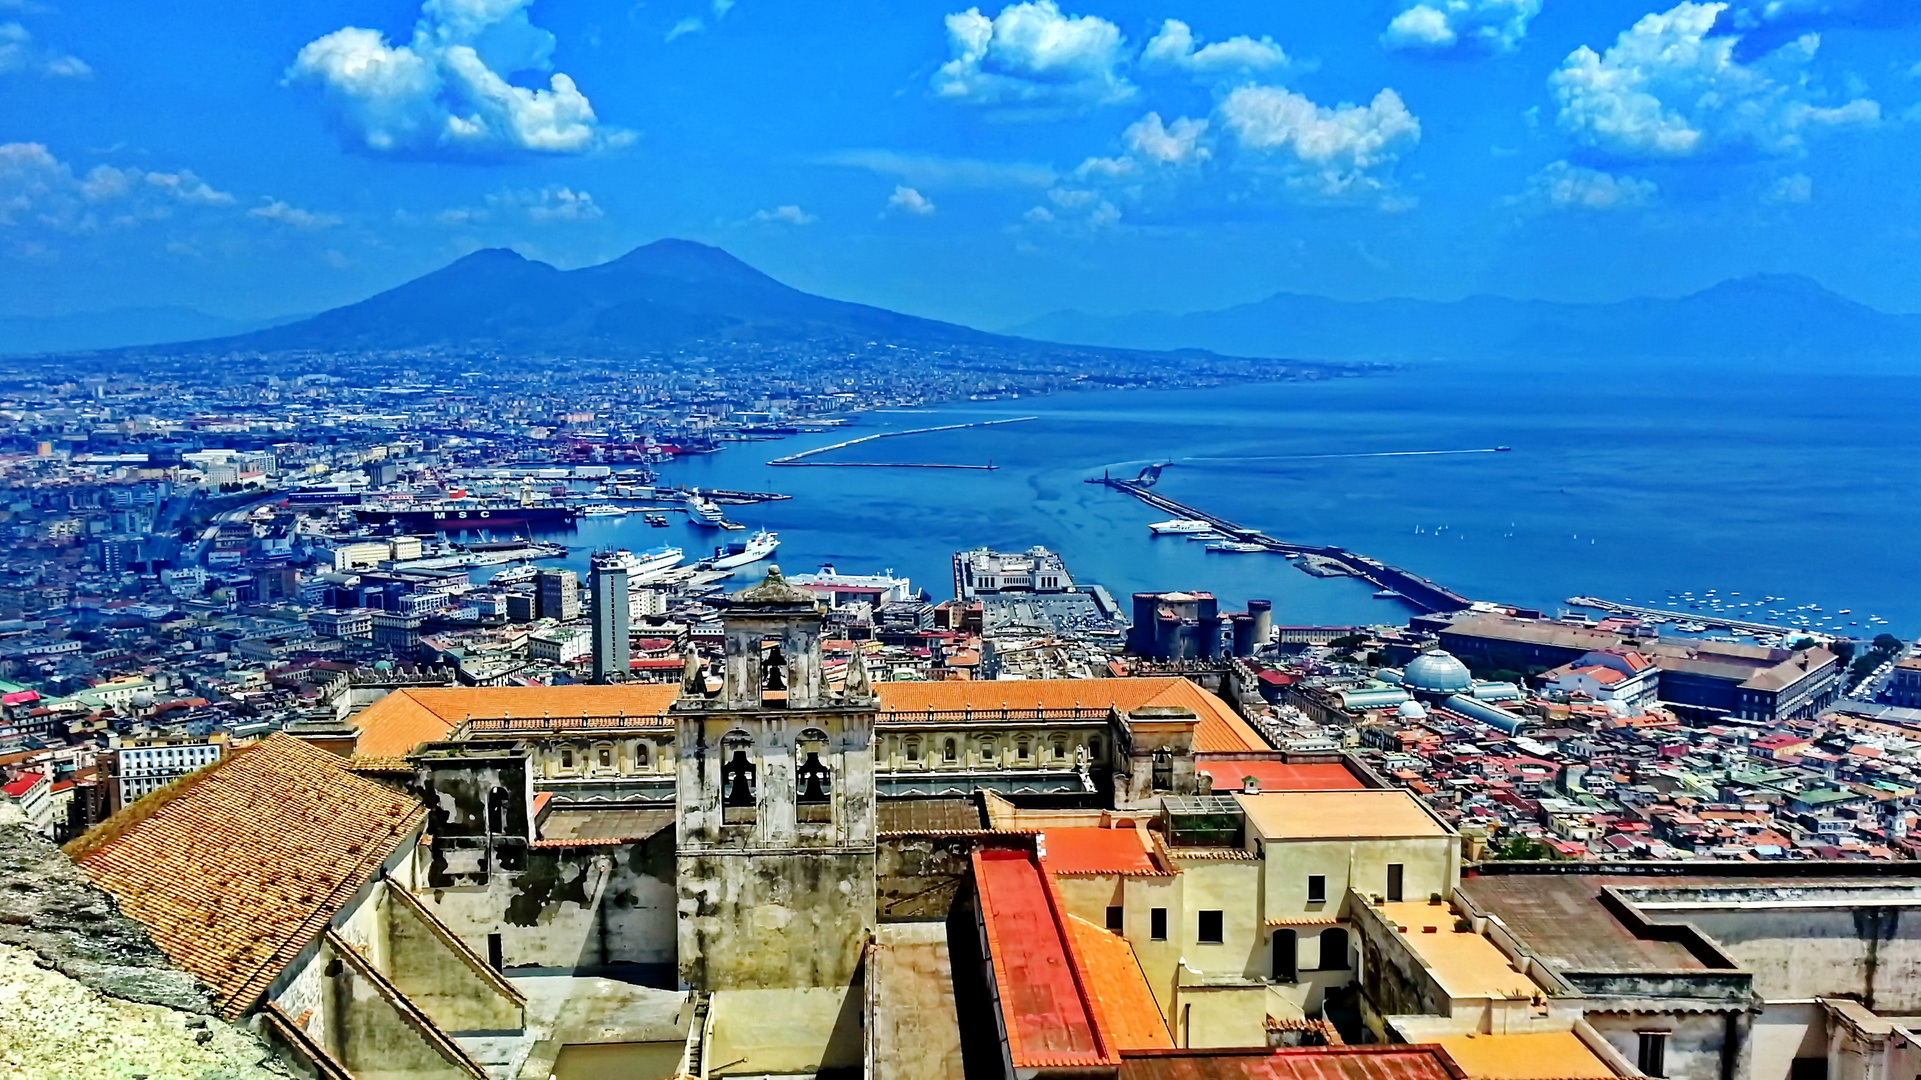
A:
[3,0,1920,326]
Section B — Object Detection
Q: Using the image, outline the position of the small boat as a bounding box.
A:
[645,514,669,527]
[1186,532,1226,542]
[1373,590,1404,600]
[579,504,627,517]
[1149,519,1214,534]
[1205,541,1268,553]
[1495,446,1512,452]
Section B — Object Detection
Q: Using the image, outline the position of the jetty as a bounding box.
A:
[1087,470,1473,615]
[1567,596,1810,638]
[767,417,1036,469]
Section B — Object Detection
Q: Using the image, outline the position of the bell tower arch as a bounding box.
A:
[672,566,877,991]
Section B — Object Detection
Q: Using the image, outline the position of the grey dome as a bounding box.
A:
[1396,699,1428,720]
[1403,649,1473,695]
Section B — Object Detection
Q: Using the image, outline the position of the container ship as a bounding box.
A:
[353,501,577,531]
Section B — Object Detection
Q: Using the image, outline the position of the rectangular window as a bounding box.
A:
[1198,910,1224,945]
[1387,863,1405,903]
[1150,908,1168,941]
[1307,875,1327,904]
[1637,1032,1668,1078]
[1106,906,1124,932]
[486,933,503,972]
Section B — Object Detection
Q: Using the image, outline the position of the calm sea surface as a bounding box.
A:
[514,361,1921,638]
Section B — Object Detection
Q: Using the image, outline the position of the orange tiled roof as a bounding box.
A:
[875,677,1266,753]
[1041,826,1168,876]
[65,734,426,1018]
[352,684,680,756]
[1063,914,1175,1051]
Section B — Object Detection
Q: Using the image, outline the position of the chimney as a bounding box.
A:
[1243,775,1260,795]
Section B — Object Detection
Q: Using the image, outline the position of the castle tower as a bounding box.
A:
[672,566,877,991]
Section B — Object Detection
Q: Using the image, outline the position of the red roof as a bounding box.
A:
[1041,827,1162,876]
[1196,761,1366,793]
[2,774,44,798]
[973,847,1113,1069]
[1,691,39,705]
[1119,1046,1465,1080]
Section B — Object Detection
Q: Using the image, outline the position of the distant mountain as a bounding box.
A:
[0,307,300,357]
[178,240,1015,357]
[1011,274,1921,369]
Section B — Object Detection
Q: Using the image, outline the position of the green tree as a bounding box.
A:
[1873,633,1905,655]
[1491,837,1556,861]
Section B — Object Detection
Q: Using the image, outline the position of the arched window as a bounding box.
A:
[635,742,650,769]
[721,730,756,822]
[1016,738,1030,760]
[796,728,832,823]
[904,738,920,763]
[1318,928,1350,972]
[1151,747,1173,792]
[1052,738,1067,760]
[943,738,957,763]
[1273,929,1297,982]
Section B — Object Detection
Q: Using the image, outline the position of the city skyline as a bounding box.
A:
[5,0,1921,328]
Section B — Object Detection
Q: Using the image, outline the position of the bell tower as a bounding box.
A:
[672,566,877,991]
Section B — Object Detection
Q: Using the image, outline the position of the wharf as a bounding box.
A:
[1087,474,1473,615]
[390,543,567,571]
[1567,596,1809,637]
[768,417,1036,469]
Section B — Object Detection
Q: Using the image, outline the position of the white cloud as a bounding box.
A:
[432,184,605,227]
[712,0,736,15]
[1522,160,1658,209]
[814,149,1058,189]
[248,199,342,229]
[1764,172,1813,202]
[751,204,816,225]
[1722,0,1921,30]
[1141,19,1288,78]
[885,185,936,216]
[1073,111,1212,179]
[1382,0,1541,53]
[287,0,623,157]
[1218,85,1422,198]
[0,19,88,77]
[932,1,1134,111]
[1549,1,1878,160]
[665,16,704,42]
[0,143,239,233]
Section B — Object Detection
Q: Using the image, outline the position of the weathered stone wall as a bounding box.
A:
[876,835,977,922]
[414,752,533,889]
[1585,1010,1735,1080]
[418,834,677,973]
[1673,905,1921,1012]
[677,848,877,990]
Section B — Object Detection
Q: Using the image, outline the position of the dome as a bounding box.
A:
[1403,649,1474,695]
[1396,699,1428,720]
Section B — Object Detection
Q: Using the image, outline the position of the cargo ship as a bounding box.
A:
[353,501,577,531]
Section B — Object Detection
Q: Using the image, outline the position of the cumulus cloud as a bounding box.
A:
[432,185,604,227]
[885,185,936,216]
[932,1,1134,111]
[248,199,342,229]
[1522,160,1658,209]
[1141,19,1288,78]
[0,143,242,234]
[287,0,623,157]
[1550,2,1878,160]
[1764,172,1813,202]
[1217,85,1422,198]
[814,148,1058,189]
[751,204,816,225]
[0,19,88,77]
[1074,112,1212,179]
[1382,0,1541,53]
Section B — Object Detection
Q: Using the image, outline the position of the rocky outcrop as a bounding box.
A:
[0,803,285,1079]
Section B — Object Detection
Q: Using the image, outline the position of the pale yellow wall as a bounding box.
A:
[872,727,1106,771]
[1259,836,1460,922]
[536,734,675,780]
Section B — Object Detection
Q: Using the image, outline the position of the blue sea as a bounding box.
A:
[509,360,1921,639]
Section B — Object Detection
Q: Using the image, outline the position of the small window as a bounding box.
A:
[1017,740,1029,760]
[1387,863,1405,903]
[635,743,649,768]
[598,746,613,769]
[981,739,997,761]
[1637,1032,1668,1078]
[943,739,957,762]
[1106,905,1123,932]
[1198,910,1224,945]
[905,739,919,762]
[1273,929,1297,982]
[486,932,503,971]
[1053,739,1067,760]
[1307,875,1327,904]
[1150,908,1168,941]
[1151,747,1173,792]
[1088,736,1102,760]
[560,748,574,769]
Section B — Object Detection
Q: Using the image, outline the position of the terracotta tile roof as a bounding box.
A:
[1119,1046,1467,1080]
[876,677,1267,753]
[351,684,680,756]
[973,847,1115,1069]
[1041,825,1166,876]
[1196,761,1366,793]
[65,734,426,1018]
[1063,914,1174,1051]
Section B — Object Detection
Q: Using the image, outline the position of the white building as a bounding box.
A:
[951,546,1072,599]
[529,628,591,663]
[787,565,915,607]
[109,740,225,812]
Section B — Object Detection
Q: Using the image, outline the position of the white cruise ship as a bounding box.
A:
[710,529,779,570]
[1149,518,1214,534]
[687,492,727,527]
[617,546,685,586]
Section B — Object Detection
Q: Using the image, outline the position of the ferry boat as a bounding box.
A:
[1149,519,1214,534]
[645,513,669,527]
[579,504,628,517]
[1205,541,1268,553]
[353,499,575,531]
[490,565,539,586]
[687,493,727,527]
[623,546,685,585]
[710,529,780,570]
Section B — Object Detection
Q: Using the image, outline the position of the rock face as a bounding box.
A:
[0,804,284,1079]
